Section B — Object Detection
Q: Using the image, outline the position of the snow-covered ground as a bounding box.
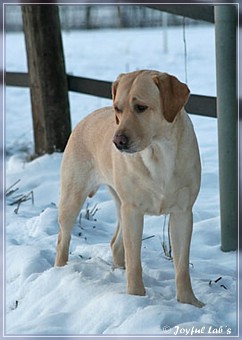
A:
[5,25,238,336]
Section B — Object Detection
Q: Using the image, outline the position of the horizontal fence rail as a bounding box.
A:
[145,4,215,23]
[5,71,217,118]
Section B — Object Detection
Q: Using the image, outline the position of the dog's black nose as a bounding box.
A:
[113,134,129,151]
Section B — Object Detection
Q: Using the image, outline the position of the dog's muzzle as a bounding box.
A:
[113,134,129,152]
[113,133,139,154]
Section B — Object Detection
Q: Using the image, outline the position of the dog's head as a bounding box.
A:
[112,70,190,153]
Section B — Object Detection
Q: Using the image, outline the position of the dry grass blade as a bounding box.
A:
[6,179,35,213]
[10,191,34,214]
[209,276,228,290]
[162,215,173,260]
[142,235,155,241]
[6,179,21,196]
[85,203,99,220]
[78,203,99,229]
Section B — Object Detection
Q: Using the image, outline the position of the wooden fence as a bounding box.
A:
[5,3,217,121]
[5,5,202,32]
[5,71,217,118]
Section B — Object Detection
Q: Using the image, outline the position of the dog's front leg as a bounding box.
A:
[169,210,204,307]
[121,203,145,296]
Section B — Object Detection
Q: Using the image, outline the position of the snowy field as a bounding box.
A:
[5,25,238,336]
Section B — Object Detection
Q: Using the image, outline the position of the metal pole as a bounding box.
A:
[162,12,168,53]
[215,5,238,251]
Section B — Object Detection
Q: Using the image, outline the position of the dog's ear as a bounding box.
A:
[153,73,190,123]
[112,73,125,101]
[112,80,118,101]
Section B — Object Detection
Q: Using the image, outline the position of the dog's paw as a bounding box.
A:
[195,300,206,308]
[177,295,205,308]
[127,284,146,296]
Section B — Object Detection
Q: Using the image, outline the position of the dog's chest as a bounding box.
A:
[112,134,199,216]
[137,145,180,215]
[141,142,176,182]
[128,143,189,215]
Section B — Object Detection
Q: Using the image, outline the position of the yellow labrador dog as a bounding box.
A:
[55,70,204,308]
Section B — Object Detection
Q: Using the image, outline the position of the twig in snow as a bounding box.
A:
[220,284,227,290]
[142,235,155,241]
[11,191,34,214]
[11,300,19,310]
[6,179,35,213]
[162,215,173,260]
[85,202,99,220]
[78,202,99,229]
[6,179,21,196]
[209,276,228,290]
[214,276,222,283]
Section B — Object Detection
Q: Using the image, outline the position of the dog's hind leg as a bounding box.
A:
[55,184,87,267]
[111,222,125,268]
[55,155,97,267]
[109,187,125,268]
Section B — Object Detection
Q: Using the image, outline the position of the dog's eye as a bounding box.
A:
[134,104,148,113]
[114,106,122,113]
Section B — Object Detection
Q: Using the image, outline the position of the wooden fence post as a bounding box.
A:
[21,4,71,156]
